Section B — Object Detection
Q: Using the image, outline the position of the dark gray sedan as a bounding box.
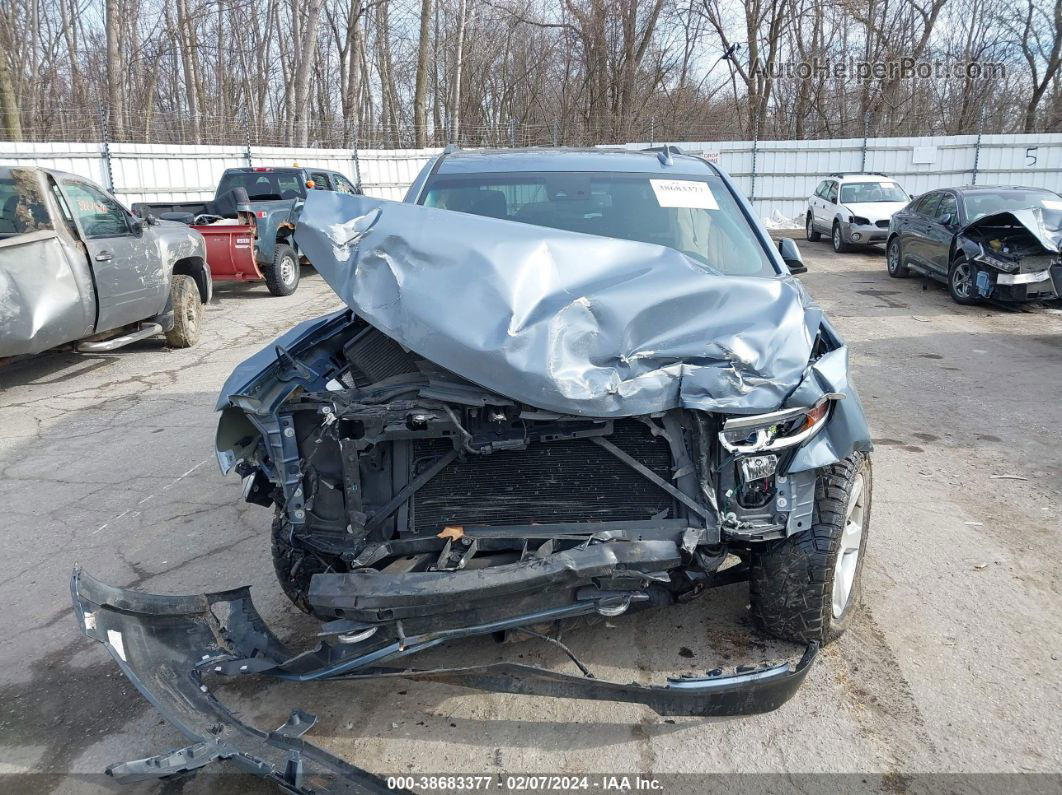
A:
[885,185,1062,305]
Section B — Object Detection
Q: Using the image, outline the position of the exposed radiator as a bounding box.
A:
[411,419,675,530]
[344,327,417,386]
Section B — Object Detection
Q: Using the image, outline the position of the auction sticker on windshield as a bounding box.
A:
[650,179,719,209]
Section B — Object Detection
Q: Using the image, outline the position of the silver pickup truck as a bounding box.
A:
[0,166,211,357]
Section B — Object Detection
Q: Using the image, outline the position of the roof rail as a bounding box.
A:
[642,144,686,166]
[442,143,462,154]
[828,171,891,178]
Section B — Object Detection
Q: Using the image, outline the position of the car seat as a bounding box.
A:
[448,189,508,220]
[0,195,18,234]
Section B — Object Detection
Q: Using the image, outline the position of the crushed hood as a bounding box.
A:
[960,207,1062,253]
[294,192,824,418]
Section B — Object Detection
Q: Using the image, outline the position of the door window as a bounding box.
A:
[826,182,839,203]
[0,170,53,237]
[62,180,132,238]
[914,192,941,218]
[934,193,957,224]
[309,172,332,190]
[333,174,358,194]
[48,180,77,235]
[813,181,828,199]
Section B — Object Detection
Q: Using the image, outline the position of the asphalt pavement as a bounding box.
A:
[1,238,1060,793]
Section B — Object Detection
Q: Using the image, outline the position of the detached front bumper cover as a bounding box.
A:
[71,567,817,791]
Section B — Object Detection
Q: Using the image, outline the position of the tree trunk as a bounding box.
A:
[105,0,124,138]
[451,0,467,142]
[174,0,201,143]
[413,0,432,147]
[0,55,21,141]
[293,0,326,146]
[376,0,400,146]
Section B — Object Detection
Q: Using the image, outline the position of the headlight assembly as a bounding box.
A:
[973,250,1018,273]
[719,394,842,455]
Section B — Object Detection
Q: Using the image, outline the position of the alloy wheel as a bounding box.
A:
[951,261,973,298]
[832,472,865,618]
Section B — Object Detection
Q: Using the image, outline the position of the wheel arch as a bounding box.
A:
[172,256,210,303]
[950,235,976,266]
[275,225,300,258]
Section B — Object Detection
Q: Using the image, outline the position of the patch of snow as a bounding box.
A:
[762,210,802,230]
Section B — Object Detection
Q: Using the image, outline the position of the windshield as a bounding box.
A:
[839,181,907,204]
[420,171,775,277]
[0,171,53,238]
[217,170,305,201]
[963,191,1062,224]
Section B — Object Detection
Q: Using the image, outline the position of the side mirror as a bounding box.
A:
[939,212,955,227]
[129,215,147,236]
[777,237,807,274]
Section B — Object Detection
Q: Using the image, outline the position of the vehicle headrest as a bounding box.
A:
[214,186,252,218]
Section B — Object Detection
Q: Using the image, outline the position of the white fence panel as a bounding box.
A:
[0,141,436,204]
[3,136,1060,223]
[0,141,108,185]
[357,148,442,200]
[623,133,1062,223]
[110,143,248,202]
[250,146,358,178]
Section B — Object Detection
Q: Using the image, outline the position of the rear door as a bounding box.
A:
[904,192,941,268]
[809,180,826,228]
[819,180,839,228]
[59,178,165,333]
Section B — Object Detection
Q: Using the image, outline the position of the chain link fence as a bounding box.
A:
[0,95,1041,150]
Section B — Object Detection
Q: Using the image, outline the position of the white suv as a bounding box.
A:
[806,173,910,252]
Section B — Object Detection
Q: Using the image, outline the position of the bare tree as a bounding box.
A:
[451,0,468,141]
[0,54,20,141]
[413,0,432,146]
[292,0,327,145]
[1015,0,1062,131]
[0,0,1056,146]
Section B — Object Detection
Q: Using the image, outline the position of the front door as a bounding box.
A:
[925,192,958,276]
[60,179,165,333]
[309,172,333,191]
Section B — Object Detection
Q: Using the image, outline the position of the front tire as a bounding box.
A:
[948,257,980,305]
[750,453,871,645]
[886,236,909,278]
[265,243,300,297]
[806,213,821,242]
[832,221,851,253]
[164,274,201,348]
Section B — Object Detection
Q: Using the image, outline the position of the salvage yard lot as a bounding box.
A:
[1,240,1060,791]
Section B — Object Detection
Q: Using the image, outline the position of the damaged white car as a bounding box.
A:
[73,148,873,791]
